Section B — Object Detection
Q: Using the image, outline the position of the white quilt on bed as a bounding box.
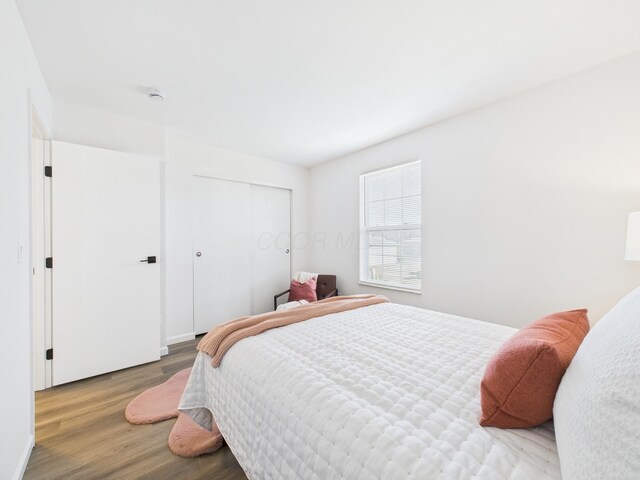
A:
[180,302,561,480]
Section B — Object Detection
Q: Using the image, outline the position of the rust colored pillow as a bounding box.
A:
[287,277,317,303]
[479,309,590,429]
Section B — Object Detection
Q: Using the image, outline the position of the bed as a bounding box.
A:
[180,301,561,479]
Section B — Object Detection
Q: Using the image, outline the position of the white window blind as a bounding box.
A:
[360,160,421,292]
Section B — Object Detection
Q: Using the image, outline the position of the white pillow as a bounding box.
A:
[275,299,309,311]
[554,287,640,480]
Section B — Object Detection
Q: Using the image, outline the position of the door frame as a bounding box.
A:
[30,106,53,391]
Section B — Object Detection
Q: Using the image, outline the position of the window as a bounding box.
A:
[359,160,421,292]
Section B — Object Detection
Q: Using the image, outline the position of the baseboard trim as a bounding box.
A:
[166,332,196,346]
[160,346,169,356]
[13,434,34,480]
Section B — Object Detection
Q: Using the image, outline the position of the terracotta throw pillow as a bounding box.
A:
[479,309,590,429]
[288,277,317,303]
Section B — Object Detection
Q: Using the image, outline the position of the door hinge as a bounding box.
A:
[46,348,53,360]
[45,257,53,269]
[44,166,52,177]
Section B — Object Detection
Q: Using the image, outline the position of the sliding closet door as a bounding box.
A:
[193,179,292,332]
[193,177,252,334]
[250,185,291,314]
[52,142,161,385]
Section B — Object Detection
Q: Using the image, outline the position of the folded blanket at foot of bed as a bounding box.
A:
[197,294,389,367]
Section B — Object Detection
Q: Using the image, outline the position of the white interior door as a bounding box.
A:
[193,177,252,334]
[52,142,161,385]
[250,185,291,314]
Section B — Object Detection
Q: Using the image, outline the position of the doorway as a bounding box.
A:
[31,139,163,388]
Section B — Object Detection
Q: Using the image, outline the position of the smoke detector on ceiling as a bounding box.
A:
[147,88,166,102]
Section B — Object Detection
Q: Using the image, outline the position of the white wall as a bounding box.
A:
[0,0,52,478]
[309,52,640,328]
[163,132,310,344]
[53,100,165,157]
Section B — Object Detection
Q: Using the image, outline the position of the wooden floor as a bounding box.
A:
[24,338,247,480]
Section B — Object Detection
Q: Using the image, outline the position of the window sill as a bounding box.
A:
[358,281,422,295]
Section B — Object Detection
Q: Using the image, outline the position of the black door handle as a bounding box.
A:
[140,256,157,264]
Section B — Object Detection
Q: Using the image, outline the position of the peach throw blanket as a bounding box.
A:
[198,294,389,367]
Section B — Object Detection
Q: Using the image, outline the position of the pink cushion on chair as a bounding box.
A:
[288,277,317,302]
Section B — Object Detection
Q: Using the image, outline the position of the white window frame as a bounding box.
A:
[359,159,422,294]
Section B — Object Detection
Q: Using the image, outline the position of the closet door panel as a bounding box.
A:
[193,177,251,334]
[251,185,291,314]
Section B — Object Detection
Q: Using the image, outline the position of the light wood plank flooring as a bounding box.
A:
[24,338,247,480]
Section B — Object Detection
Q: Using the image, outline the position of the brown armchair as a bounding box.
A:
[274,274,339,310]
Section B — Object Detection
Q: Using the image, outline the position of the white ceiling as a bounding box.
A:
[17,0,640,166]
